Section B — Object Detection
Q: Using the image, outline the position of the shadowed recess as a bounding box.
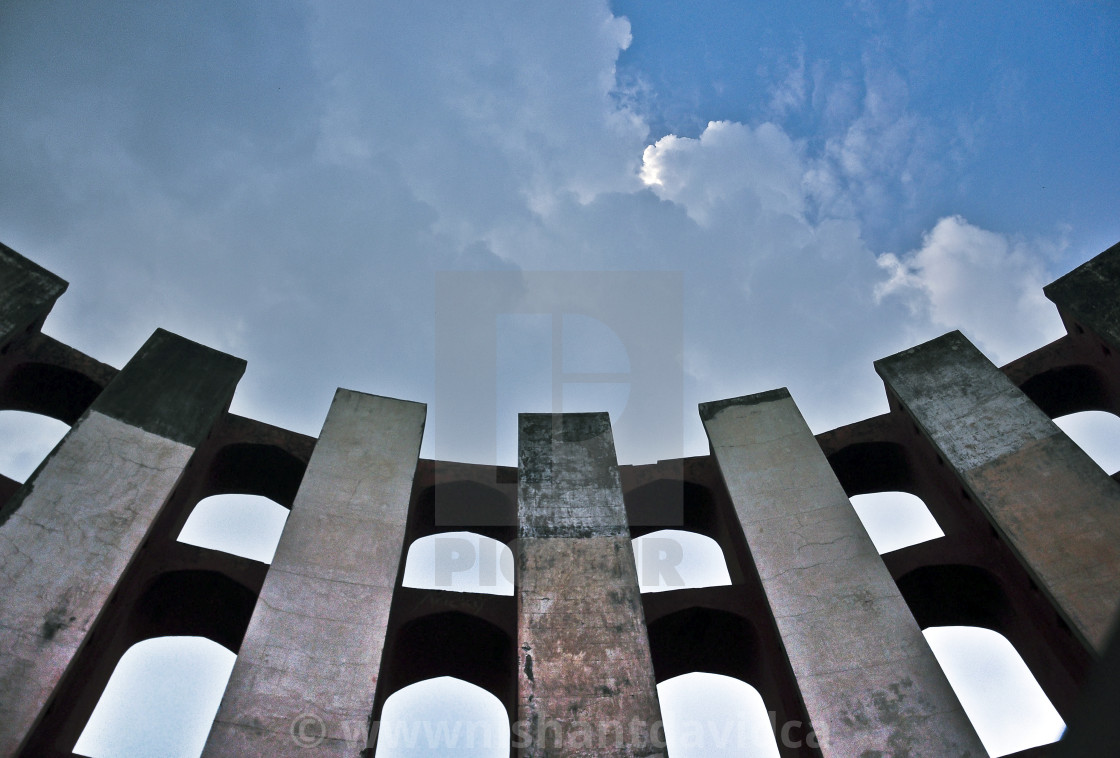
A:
[0,361,102,424]
[200,442,308,508]
[826,440,915,497]
[896,564,1012,634]
[132,570,257,653]
[377,611,514,718]
[1019,364,1113,418]
[646,606,760,685]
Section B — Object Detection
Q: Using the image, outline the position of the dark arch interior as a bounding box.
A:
[826,440,915,497]
[624,479,719,538]
[131,570,257,653]
[1018,364,1113,418]
[377,610,514,719]
[201,442,308,508]
[412,481,517,543]
[895,564,1013,634]
[646,606,760,685]
[0,361,103,424]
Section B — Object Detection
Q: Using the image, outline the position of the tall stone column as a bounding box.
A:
[517,413,665,757]
[877,331,1120,652]
[0,329,245,756]
[701,390,986,757]
[203,390,426,756]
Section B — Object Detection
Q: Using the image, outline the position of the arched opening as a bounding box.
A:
[202,442,308,508]
[924,626,1065,756]
[376,611,515,725]
[374,676,509,757]
[826,440,915,496]
[133,570,259,651]
[849,491,944,554]
[1053,410,1120,476]
[402,531,515,596]
[0,361,104,423]
[658,672,782,757]
[895,564,1012,633]
[632,529,732,593]
[1019,364,1112,419]
[72,636,235,758]
[0,409,69,482]
[177,494,289,564]
[411,481,517,544]
[624,479,717,536]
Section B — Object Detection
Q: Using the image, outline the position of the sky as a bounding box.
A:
[2,0,1117,466]
[1,1,1117,756]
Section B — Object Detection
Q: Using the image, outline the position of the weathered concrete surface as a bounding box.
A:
[0,242,67,346]
[877,331,1120,652]
[518,413,666,757]
[0,332,244,756]
[1044,240,1120,351]
[203,390,426,757]
[702,390,987,757]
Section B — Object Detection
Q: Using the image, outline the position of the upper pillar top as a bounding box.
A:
[0,242,67,345]
[90,329,246,447]
[517,412,628,538]
[1044,240,1120,349]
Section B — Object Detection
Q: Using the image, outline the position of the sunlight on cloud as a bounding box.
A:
[875,215,1065,363]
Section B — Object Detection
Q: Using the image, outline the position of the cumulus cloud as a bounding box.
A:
[875,216,1066,363]
[640,121,806,227]
[0,0,1079,462]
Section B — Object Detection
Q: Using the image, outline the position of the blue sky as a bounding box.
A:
[2,0,1117,466]
[0,3,1116,754]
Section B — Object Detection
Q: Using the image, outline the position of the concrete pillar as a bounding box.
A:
[0,329,245,756]
[1044,239,1120,352]
[701,390,987,757]
[0,242,67,347]
[203,390,426,756]
[877,331,1120,652]
[517,413,665,757]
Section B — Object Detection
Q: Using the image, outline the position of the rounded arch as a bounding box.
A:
[411,481,517,544]
[658,672,782,757]
[849,491,944,554]
[0,361,103,423]
[646,606,760,685]
[202,442,308,507]
[632,529,732,593]
[623,479,721,538]
[925,626,1065,756]
[0,409,69,482]
[177,493,289,564]
[895,564,1012,635]
[374,676,509,757]
[1053,409,1120,476]
[133,570,257,653]
[826,440,915,497]
[73,636,235,758]
[1019,363,1114,418]
[402,531,515,596]
[379,611,514,719]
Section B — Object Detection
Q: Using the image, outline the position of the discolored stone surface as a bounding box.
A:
[1044,239,1120,352]
[702,390,987,757]
[0,242,67,346]
[517,413,666,757]
[0,332,243,756]
[203,390,426,757]
[877,331,1120,652]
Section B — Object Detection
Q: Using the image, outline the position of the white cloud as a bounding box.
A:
[640,121,806,227]
[875,216,1065,363]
